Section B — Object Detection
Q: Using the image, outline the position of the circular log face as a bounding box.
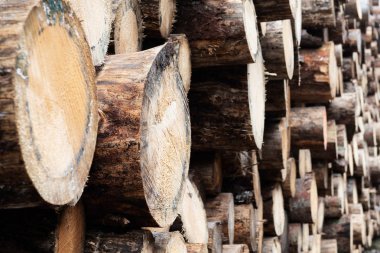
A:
[243,0,259,59]
[283,20,294,79]
[159,0,176,37]
[14,2,97,205]
[140,59,191,227]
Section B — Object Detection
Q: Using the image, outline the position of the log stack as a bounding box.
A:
[2,0,380,252]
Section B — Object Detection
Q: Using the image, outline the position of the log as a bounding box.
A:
[298,149,312,178]
[302,0,336,28]
[0,0,98,207]
[290,42,338,103]
[345,0,362,19]
[364,123,377,147]
[0,204,84,253]
[234,204,256,250]
[140,0,175,38]
[323,215,352,253]
[152,232,187,253]
[252,0,296,21]
[302,224,309,252]
[336,124,348,161]
[313,161,329,191]
[342,58,356,80]
[263,184,285,236]
[328,11,347,44]
[186,244,208,253]
[222,244,249,253]
[207,221,223,253]
[327,92,360,140]
[288,172,318,223]
[266,80,290,119]
[260,20,294,79]
[189,65,264,150]
[66,0,112,65]
[262,237,282,253]
[176,0,259,66]
[85,230,154,253]
[190,152,222,197]
[112,0,143,54]
[300,30,323,48]
[260,118,290,171]
[171,179,208,244]
[317,198,325,233]
[288,223,303,253]
[311,120,337,160]
[349,204,367,245]
[282,158,297,199]
[222,151,261,206]
[206,193,235,244]
[85,43,190,227]
[280,212,289,253]
[290,106,327,151]
[320,239,338,253]
[324,195,344,218]
[255,198,264,253]
[344,29,362,57]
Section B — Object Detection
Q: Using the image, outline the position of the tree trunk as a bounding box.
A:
[206,193,235,244]
[190,152,222,197]
[324,195,344,218]
[85,230,154,253]
[266,80,290,120]
[290,42,338,103]
[253,0,296,21]
[261,20,294,79]
[290,106,327,151]
[171,179,208,244]
[0,204,84,253]
[302,0,336,28]
[207,221,223,253]
[323,215,352,253]
[263,184,285,236]
[234,204,256,251]
[112,0,143,54]
[0,0,98,208]
[140,0,176,38]
[175,0,259,66]
[288,173,318,223]
[152,232,187,253]
[66,0,112,66]
[85,43,191,228]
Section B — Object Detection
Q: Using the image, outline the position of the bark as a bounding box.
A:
[282,158,297,199]
[253,0,295,21]
[323,215,352,253]
[328,11,347,44]
[85,230,154,253]
[175,0,259,66]
[344,29,362,57]
[288,173,318,223]
[324,195,344,218]
[261,20,294,79]
[85,43,190,228]
[152,232,187,253]
[311,120,337,160]
[190,152,222,197]
[288,223,302,253]
[0,204,84,253]
[302,0,336,28]
[290,42,338,103]
[300,30,323,48]
[364,124,377,147]
[234,204,256,251]
[345,0,362,20]
[140,0,176,38]
[262,184,285,236]
[207,221,223,253]
[280,212,289,253]
[266,80,290,119]
[342,58,356,80]
[290,106,327,151]
[205,193,235,244]
[313,162,329,191]
[0,0,98,207]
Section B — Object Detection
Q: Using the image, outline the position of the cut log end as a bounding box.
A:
[159,0,176,38]
[153,231,187,253]
[140,47,190,227]
[170,34,192,93]
[283,20,294,79]
[243,0,259,60]
[12,1,98,206]
[248,49,266,149]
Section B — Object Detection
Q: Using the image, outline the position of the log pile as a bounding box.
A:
[2,0,380,252]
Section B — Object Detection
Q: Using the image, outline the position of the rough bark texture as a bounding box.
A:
[253,0,294,21]
[0,0,98,207]
[302,0,336,28]
[290,106,327,151]
[290,42,337,103]
[323,215,352,253]
[234,204,256,250]
[324,195,344,218]
[328,11,347,44]
[84,43,190,228]
[288,223,302,253]
[266,80,290,119]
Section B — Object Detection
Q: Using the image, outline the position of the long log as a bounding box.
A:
[176,0,259,66]
[140,0,176,38]
[84,43,190,228]
[260,20,294,79]
[290,106,327,151]
[206,193,235,244]
[288,172,318,223]
[0,0,98,207]
[301,0,336,28]
[252,0,296,21]
[189,65,264,150]
[234,204,256,250]
[290,42,338,103]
